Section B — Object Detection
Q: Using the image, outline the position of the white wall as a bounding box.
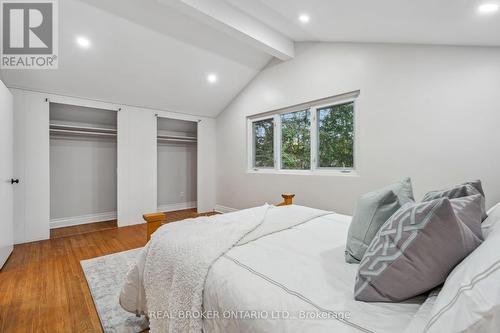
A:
[157,143,197,210]
[50,136,117,221]
[216,43,500,214]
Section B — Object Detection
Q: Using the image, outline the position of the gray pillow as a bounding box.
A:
[450,194,484,240]
[354,196,483,303]
[422,180,487,221]
[345,178,414,263]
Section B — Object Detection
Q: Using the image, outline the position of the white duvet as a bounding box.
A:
[121,207,426,333]
[203,213,424,333]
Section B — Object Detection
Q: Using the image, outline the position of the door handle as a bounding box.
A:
[10,178,19,184]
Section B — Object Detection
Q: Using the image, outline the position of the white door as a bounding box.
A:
[0,81,14,268]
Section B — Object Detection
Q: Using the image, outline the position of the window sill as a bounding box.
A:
[247,169,359,177]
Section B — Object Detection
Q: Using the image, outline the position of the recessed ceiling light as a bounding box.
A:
[478,3,499,14]
[207,73,218,84]
[76,36,91,49]
[298,14,310,23]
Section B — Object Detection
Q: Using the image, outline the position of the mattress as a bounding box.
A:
[203,213,425,333]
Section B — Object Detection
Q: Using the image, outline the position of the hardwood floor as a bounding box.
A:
[50,220,118,239]
[0,209,216,333]
[49,209,217,240]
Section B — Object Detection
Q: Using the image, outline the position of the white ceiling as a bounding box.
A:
[230,0,500,46]
[0,0,272,118]
[2,0,499,118]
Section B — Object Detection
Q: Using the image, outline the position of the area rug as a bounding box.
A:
[81,248,149,333]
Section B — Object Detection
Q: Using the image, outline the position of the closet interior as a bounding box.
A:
[49,103,117,236]
[157,117,198,213]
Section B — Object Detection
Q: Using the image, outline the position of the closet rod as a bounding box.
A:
[50,129,117,137]
[157,138,197,143]
[157,134,197,140]
[50,123,117,134]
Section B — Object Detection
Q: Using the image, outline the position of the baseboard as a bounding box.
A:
[214,204,238,213]
[157,201,197,212]
[50,211,117,229]
[14,234,51,245]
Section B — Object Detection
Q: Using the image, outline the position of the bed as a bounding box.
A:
[202,212,426,333]
[120,196,432,333]
[121,192,500,333]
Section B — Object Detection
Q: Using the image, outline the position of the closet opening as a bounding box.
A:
[49,103,118,239]
[157,117,198,215]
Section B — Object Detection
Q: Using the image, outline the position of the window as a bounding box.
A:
[248,92,358,174]
[317,102,354,169]
[281,110,310,170]
[252,118,274,168]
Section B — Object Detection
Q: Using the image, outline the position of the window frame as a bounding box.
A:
[249,115,276,170]
[247,92,359,176]
[313,99,357,172]
[279,108,312,171]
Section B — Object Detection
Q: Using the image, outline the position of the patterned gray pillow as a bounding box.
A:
[422,180,486,221]
[345,178,414,263]
[354,196,483,302]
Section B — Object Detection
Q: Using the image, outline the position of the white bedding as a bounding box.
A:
[122,209,426,332]
[203,213,424,333]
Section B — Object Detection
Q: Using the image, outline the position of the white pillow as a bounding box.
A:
[404,288,440,333]
[424,202,500,333]
[482,202,500,238]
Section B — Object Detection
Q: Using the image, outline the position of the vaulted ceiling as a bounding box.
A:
[2,0,499,117]
[230,0,500,46]
[0,0,273,117]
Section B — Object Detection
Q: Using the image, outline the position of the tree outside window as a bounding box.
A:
[250,95,356,172]
[281,110,310,170]
[253,118,274,168]
[317,102,354,168]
